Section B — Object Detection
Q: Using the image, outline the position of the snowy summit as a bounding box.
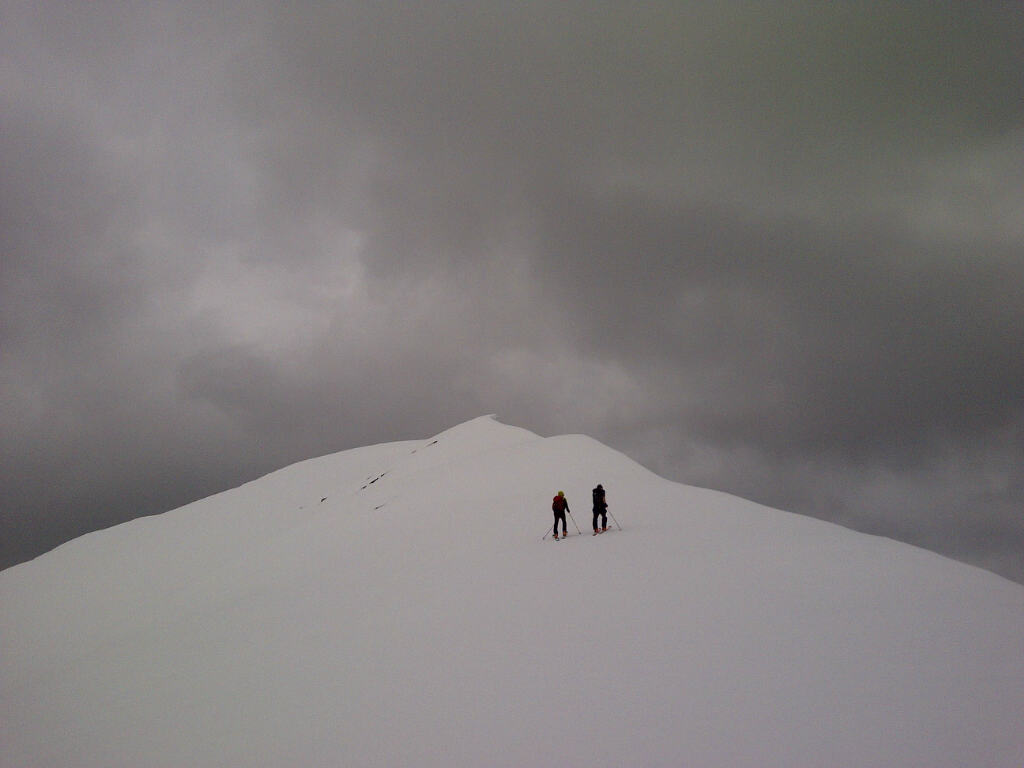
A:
[2,415,1023,767]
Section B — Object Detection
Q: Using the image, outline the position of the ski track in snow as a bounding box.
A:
[2,415,1023,767]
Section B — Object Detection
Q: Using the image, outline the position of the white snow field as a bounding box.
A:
[2,415,1023,767]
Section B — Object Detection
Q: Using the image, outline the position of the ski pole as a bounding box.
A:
[542,524,552,540]
[608,509,622,531]
[567,509,582,535]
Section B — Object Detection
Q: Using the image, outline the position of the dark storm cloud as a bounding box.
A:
[533,194,1024,458]
[1,2,1022,582]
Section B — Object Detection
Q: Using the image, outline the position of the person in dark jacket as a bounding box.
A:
[552,491,569,539]
[592,483,608,534]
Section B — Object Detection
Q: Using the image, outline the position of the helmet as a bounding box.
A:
[557,491,564,497]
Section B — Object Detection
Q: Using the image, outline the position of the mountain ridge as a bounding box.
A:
[3,415,1022,767]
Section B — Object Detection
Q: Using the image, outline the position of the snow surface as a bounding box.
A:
[2,415,1023,767]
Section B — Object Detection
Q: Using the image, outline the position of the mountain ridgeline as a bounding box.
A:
[2,416,1023,767]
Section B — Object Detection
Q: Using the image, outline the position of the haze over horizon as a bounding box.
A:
[2,2,1022,582]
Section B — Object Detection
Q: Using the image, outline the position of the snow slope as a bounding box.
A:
[2,415,1023,767]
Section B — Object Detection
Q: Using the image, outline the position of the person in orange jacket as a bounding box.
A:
[551,491,570,539]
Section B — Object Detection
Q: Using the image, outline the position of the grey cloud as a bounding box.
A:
[1,2,1022,584]
[530,188,1024,457]
[256,2,1023,208]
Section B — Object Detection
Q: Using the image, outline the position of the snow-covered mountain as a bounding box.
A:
[3,415,1023,767]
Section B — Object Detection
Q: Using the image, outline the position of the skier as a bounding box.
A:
[552,491,570,540]
[592,483,608,534]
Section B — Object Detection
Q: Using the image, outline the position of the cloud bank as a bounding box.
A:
[2,2,1022,580]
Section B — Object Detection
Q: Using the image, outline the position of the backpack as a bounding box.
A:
[552,495,566,512]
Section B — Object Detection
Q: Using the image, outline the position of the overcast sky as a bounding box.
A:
[2,2,1022,582]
